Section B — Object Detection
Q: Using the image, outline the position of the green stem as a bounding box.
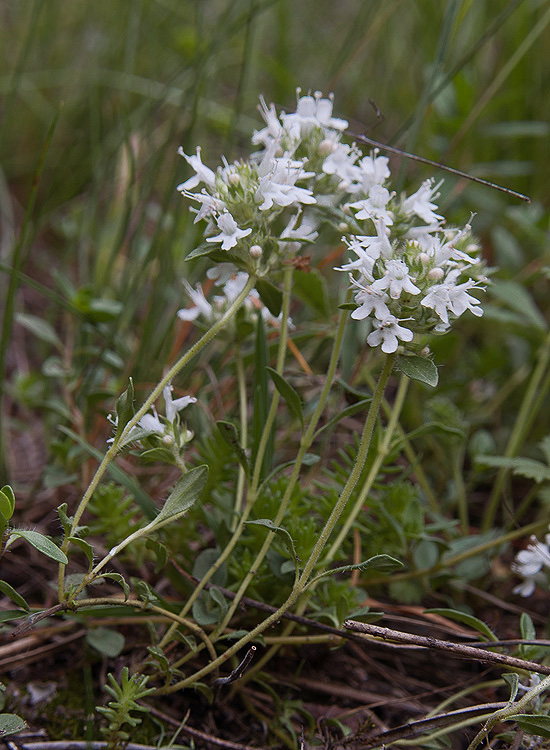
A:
[467,672,550,750]
[483,329,550,531]
[297,353,396,586]
[157,268,293,648]
[158,351,395,692]
[249,265,294,494]
[324,371,408,564]
[58,273,256,601]
[209,299,351,637]
[231,338,248,531]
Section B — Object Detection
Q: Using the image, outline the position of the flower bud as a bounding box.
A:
[428,267,444,281]
[249,244,263,258]
[319,138,337,155]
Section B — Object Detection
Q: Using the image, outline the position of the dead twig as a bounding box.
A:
[344,620,550,675]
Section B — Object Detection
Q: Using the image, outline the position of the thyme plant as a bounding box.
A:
[4,89,548,745]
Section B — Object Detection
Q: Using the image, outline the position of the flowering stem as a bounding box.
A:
[323,371,408,565]
[58,273,257,603]
[231,338,248,530]
[249,265,294,493]
[157,267,293,648]
[483,329,550,531]
[159,351,395,693]
[298,352,396,585]
[209,297,351,637]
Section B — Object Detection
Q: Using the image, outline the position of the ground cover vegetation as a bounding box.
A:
[0,1,549,748]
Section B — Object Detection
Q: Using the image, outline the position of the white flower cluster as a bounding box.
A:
[512,529,550,597]
[178,89,486,353]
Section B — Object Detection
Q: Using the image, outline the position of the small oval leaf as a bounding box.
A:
[86,627,125,657]
[397,355,438,387]
[7,530,68,564]
[0,713,27,737]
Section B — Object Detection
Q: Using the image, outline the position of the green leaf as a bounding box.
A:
[520,612,536,641]
[192,548,227,587]
[339,302,358,311]
[0,486,15,521]
[293,268,329,317]
[397,355,438,387]
[15,312,62,349]
[86,627,125,657]
[425,608,497,641]
[0,713,27,737]
[508,714,550,739]
[255,279,282,317]
[246,519,299,575]
[0,610,28,623]
[115,378,135,439]
[95,572,130,599]
[192,588,227,626]
[412,540,439,570]
[489,279,547,331]
[186,244,242,266]
[474,455,550,483]
[0,581,29,611]
[146,539,168,574]
[308,554,403,586]
[216,421,249,475]
[266,367,303,428]
[67,537,94,570]
[152,465,207,528]
[7,529,68,564]
[57,503,72,537]
[502,673,520,702]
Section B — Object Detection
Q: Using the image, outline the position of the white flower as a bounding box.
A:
[256,150,316,210]
[281,210,319,244]
[163,384,197,423]
[357,150,391,192]
[336,219,393,277]
[421,273,483,325]
[349,185,394,225]
[139,408,163,434]
[183,189,226,224]
[322,142,361,190]
[177,280,214,322]
[349,276,391,321]
[206,263,239,285]
[177,147,216,191]
[371,259,421,299]
[402,179,443,224]
[512,531,550,597]
[252,96,285,148]
[206,212,252,250]
[367,315,414,353]
[282,90,348,137]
